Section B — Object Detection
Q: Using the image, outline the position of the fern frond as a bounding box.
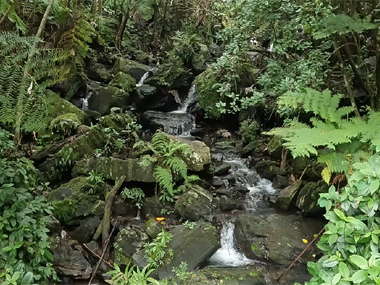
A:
[154,166,174,203]
[164,157,187,178]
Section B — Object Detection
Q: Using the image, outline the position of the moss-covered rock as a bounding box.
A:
[112,58,151,81]
[115,227,149,266]
[87,82,130,115]
[45,90,88,124]
[234,213,324,265]
[175,185,213,221]
[296,180,329,216]
[166,134,211,171]
[133,222,220,280]
[48,176,105,224]
[39,126,107,180]
[109,72,136,92]
[276,180,303,211]
[267,136,283,159]
[72,157,156,182]
[145,218,163,239]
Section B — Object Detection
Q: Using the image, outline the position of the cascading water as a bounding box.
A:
[81,91,93,111]
[209,154,278,267]
[136,71,150,87]
[208,220,252,267]
[175,84,197,113]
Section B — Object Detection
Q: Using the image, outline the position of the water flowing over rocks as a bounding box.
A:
[132,222,220,280]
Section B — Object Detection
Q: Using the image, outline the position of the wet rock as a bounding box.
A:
[296,180,329,216]
[234,213,324,265]
[142,196,168,218]
[141,110,194,136]
[71,216,100,244]
[133,222,220,279]
[175,185,213,221]
[87,82,130,115]
[112,195,138,216]
[272,175,289,189]
[220,196,244,211]
[267,136,283,160]
[87,61,111,82]
[72,157,156,182]
[255,160,281,180]
[112,58,151,81]
[109,72,136,92]
[48,176,105,224]
[199,267,265,285]
[240,141,260,158]
[232,185,250,194]
[211,177,224,187]
[191,44,210,73]
[214,163,231,176]
[276,180,303,210]
[51,239,92,279]
[115,227,149,265]
[216,188,233,197]
[166,134,211,171]
[45,90,88,124]
[145,218,163,239]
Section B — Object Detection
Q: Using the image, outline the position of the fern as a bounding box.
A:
[164,157,187,179]
[267,88,380,182]
[0,32,64,137]
[0,1,26,34]
[154,166,174,203]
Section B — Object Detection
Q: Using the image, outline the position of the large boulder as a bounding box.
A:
[276,180,303,211]
[87,61,112,82]
[296,180,329,216]
[87,82,130,115]
[112,58,151,81]
[175,185,213,221]
[132,222,220,280]
[72,157,156,182]
[234,213,324,265]
[48,176,105,224]
[115,227,149,265]
[71,216,100,244]
[51,239,92,279]
[109,72,136,92]
[166,134,211,171]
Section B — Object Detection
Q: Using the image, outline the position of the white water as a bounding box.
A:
[136,71,150,87]
[81,92,93,111]
[173,84,197,114]
[209,156,278,266]
[209,220,252,267]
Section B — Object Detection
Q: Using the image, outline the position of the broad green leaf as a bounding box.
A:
[350,255,368,269]
[370,179,380,194]
[351,270,368,283]
[332,273,341,285]
[334,209,346,220]
[339,262,350,279]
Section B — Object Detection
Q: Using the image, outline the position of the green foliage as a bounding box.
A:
[49,113,81,140]
[239,119,259,143]
[134,131,196,204]
[0,129,57,284]
[107,263,160,285]
[172,29,202,63]
[144,229,173,269]
[299,154,380,285]
[195,51,258,119]
[266,88,380,182]
[0,1,26,34]
[0,32,64,136]
[121,187,146,209]
[183,221,196,230]
[172,261,191,282]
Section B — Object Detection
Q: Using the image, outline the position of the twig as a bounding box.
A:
[83,243,115,269]
[87,222,117,285]
[276,227,325,281]
[0,5,12,26]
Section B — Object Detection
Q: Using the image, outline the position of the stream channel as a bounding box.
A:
[72,79,313,285]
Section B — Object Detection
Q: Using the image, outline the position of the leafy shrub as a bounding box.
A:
[121,188,146,209]
[298,154,380,285]
[144,229,173,269]
[0,129,57,284]
[49,113,81,140]
[239,119,259,143]
[107,263,159,285]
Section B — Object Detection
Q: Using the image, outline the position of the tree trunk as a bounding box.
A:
[333,42,360,117]
[36,0,55,38]
[102,176,126,258]
[115,0,130,49]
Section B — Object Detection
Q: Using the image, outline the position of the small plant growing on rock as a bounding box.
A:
[144,229,173,269]
[239,119,259,143]
[49,113,81,141]
[107,263,159,285]
[172,261,191,282]
[183,221,197,230]
[121,187,146,209]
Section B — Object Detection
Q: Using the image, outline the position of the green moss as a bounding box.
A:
[109,72,136,92]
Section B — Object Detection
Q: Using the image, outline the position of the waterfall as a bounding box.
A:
[136,71,150,87]
[175,84,197,113]
[209,220,252,267]
[81,92,93,111]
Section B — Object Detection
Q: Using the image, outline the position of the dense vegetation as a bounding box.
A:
[2,0,380,284]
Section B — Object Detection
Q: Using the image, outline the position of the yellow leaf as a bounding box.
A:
[321,167,331,184]
[313,234,318,238]
[302,239,308,244]
[155,217,165,222]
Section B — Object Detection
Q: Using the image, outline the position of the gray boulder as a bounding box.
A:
[296,180,329,215]
[133,222,220,280]
[175,185,213,221]
[115,227,149,265]
[112,58,151,81]
[277,180,302,210]
[72,157,156,182]
[71,216,100,244]
[51,239,92,279]
[234,213,324,265]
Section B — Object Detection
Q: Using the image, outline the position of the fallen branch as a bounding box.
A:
[83,243,114,269]
[277,227,325,281]
[88,222,117,285]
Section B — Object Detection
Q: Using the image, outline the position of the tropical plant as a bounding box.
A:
[144,229,173,269]
[107,263,160,285]
[121,187,146,209]
[297,154,380,285]
[134,131,197,204]
[266,88,380,183]
[0,129,57,284]
[239,119,260,143]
